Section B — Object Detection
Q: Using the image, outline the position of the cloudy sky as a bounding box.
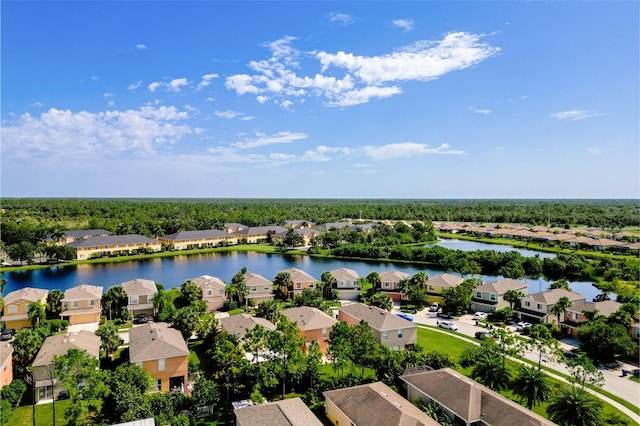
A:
[2,1,638,198]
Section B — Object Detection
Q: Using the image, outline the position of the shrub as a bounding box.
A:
[223,300,238,311]
[1,379,27,407]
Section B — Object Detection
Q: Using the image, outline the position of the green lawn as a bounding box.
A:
[9,400,71,426]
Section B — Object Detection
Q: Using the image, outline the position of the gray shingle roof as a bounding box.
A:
[234,397,323,426]
[330,268,359,281]
[279,268,317,283]
[121,278,158,296]
[220,314,276,340]
[67,234,159,248]
[33,331,100,367]
[425,274,464,288]
[129,322,189,363]
[527,288,585,305]
[244,271,272,286]
[379,270,409,283]
[62,284,103,301]
[474,278,528,294]
[190,275,227,290]
[281,307,337,331]
[159,229,229,240]
[339,303,415,331]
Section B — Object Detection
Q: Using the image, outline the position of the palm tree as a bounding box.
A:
[512,365,551,409]
[503,289,524,309]
[471,351,511,391]
[547,386,603,426]
[320,271,336,300]
[274,272,292,299]
[366,271,381,293]
[27,301,45,327]
[550,296,573,324]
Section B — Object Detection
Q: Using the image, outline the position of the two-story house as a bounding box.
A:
[60,284,103,325]
[121,278,158,318]
[67,234,161,260]
[279,268,318,298]
[377,270,410,302]
[0,342,14,389]
[158,229,236,250]
[32,331,100,402]
[235,397,323,426]
[244,271,275,305]
[470,278,529,313]
[45,229,112,245]
[220,314,277,346]
[190,275,227,311]
[563,299,623,337]
[233,226,288,244]
[281,306,338,355]
[424,273,464,305]
[1,287,49,329]
[329,268,360,301]
[338,303,416,350]
[129,322,189,393]
[519,289,586,324]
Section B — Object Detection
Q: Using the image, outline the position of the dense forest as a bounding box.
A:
[1,198,638,247]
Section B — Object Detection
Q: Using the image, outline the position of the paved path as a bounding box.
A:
[394,305,640,422]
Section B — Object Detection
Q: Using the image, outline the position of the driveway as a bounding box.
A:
[67,322,99,333]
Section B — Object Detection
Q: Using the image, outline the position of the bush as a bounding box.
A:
[46,319,67,332]
[0,379,26,408]
[222,300,238,311]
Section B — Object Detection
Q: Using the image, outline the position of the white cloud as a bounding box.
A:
[168,78,189,92]
[551,110,603,121]
[280,100,293,109]
[90,76,100,81]
[214,110,242,119]
[467,106,491,114]
[1,106,192,160]
[329,13,354,26]
[128,80,143,90]
[104,93,114,98]
[206,97,216,102]
[303,145,352,161]
[233,131,308,149]
[148,82,162,92]
[392,19,414,32]
[240,116,255,121]
[197,73,219,90]
[136,44,148,50]
[226,32,499,107]
[28,101,43,108]
[363,142,465,160]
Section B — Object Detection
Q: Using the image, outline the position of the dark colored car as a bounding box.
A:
[135,313,148,324]
[0,329,16,341]
[436,312,454,319]
[475,330,493,340]
[395,312,414,322]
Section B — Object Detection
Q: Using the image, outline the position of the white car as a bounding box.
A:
[437,320,458,331]
[472,312,488,321]
[516,321,533,331]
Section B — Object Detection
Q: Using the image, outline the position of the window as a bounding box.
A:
[573,313,579,320]
[525,301,530,307]
[158,358,166,372]
[153,379,162,391]
[264,286,270,291]
[384,282,391,288]
[309,283,314,288]
[476,291,481,298]
[72,301,78,308]
[130,295,139,305]
[206,290,213,297]
[397,329,403,338]
[218,289,225,295]
[89,299,95,306]
[537,304,542,310]
[322,328,328,338]
[296,283,302,289]
[252,287,257,292]
[490,294,496,302]
[382,331,388,341]
[429,285,435,291]
[7,305,16,314]
[136,361,143,368]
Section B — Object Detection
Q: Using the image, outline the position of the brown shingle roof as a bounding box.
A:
[234,397,323,426]
[244,271,273,286]
[425,274,464,288]
[62,284,103,301]
[281,307,337,331]
[379,270,409,283]
[3,287,48,305]
[129,322,188,363]
[67,234,158,248]
[324,381,438,426]
[474,278,528,295]
[527,289,585,305]
[191,275,226,291]
[220,314,276,340]
[279,268,317,283]
[32,331,100,367]
[339,303,415,331]
[121,278,158,296]
[330,268,359,281]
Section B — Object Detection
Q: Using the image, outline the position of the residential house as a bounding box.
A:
[121,278,158,317]
[315,222,353,231]
[284,220,316,229]
[323,381,438,426]
[32,330,100,402]
[401,368,556,426]
[234,397,323,426]
[222,223,248,233]
[563,300,622,337]
[1,287,49,329]
[279,268,318,297]
[67,234,161,260]
[244,271,275,304]
[0,342,13,389]
[338,303,416,350]
[378,270,410,302]
[233,226,288,244]
[60,284,103,325]
[157,229,236,250]
[329,268,360,301]
[45,229,112,245]
[470,278,529,313]
[519,289,586,324]
[281,306,337,355]
[129,322,189,393]
[272,228,323,247]
[424,273,464,305]
[219,314,276,343]
[190,275,227,311]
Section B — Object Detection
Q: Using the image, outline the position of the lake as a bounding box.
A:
[1,247,602,302]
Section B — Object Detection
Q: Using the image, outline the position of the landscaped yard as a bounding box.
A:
[9,400,71,426]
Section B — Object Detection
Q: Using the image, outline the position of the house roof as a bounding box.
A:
[52,229,112,240]
[285,220,316,227]
[244,271,273,286]
[569,300,622,317]
[279,268,317,283]
[526,289,586,305]
[330,268,359,281]
[234,397,322,426]
[190,275,227,290]
[474,278,528,295]
[281,307,337,331]
[129,322,189,363]
[233,226,288,236]
[3,287,48,305]
[339,303,415,331]
[62,284,103,301]
[223,223,248,230]
[401,368,555,426]
[32,331,100,366]
[315,222,352,231]
[159,229,229,241]
[220,314,276,340]
[1,341,13,368]
[379,270,409,283]
[425,274,464,288]
[67,234,159,248]
[121,278,158,296]
[323,381,438,426]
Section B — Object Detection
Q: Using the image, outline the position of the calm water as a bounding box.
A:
[429,239,557,259]
[1,242,602,301]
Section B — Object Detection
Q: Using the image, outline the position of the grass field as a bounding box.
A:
[9,399,71,426]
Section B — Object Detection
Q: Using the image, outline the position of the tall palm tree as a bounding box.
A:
[471,351,511,391]
[512,365,551,409]
[547,386,603,426]
[27,301,45,327]
[503,289,524,309]
[550,296,573,324]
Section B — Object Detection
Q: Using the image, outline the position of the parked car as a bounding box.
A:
[429,303,440,312]
[437,312,454,319]
[472,312,488,321]
[437,320,458,331]
[475,330,493,340]
[135,313,148,324]
[0,329,15,341]
[516,321,532,331]
[395,313,414,322]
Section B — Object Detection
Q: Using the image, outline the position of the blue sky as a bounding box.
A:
[2,1,638,198]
